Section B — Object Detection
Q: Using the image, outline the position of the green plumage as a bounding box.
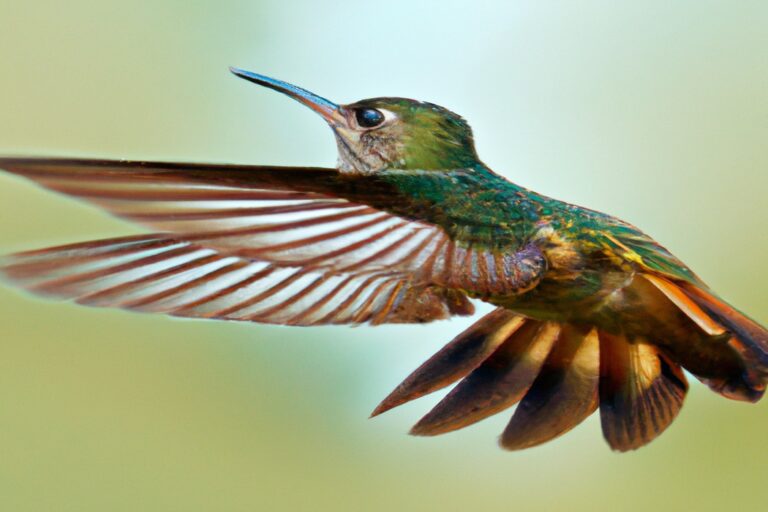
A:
[370,163,697,317]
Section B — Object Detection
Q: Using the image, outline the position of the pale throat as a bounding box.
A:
[334,133,399,175]
[332,121,408,175]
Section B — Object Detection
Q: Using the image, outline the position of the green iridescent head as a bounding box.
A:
[230,68,479,174]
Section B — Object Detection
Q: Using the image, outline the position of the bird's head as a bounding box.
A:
[231,68,479,174]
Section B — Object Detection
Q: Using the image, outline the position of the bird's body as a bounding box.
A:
[1,69,765,451]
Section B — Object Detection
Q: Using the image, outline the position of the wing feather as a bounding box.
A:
[0,158,546,298]
[1,235,473,326]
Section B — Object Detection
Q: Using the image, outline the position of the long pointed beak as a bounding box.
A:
[229,67,342,125]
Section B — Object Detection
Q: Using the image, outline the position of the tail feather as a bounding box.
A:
[598,332,688,452]
[375,306,693,451]
[370,309,524,417]
[680,281,768,399]
[642,275,768,402]
[409,321,559,436]
[500,325,599,450]
[679,283,768,361]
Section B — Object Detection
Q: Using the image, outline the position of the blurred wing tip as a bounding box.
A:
[0,255,32,286]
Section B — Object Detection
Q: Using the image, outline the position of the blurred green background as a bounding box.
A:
[0,1,767,511]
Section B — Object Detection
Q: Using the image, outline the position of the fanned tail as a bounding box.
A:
[373,273,767,451]
[373,307,690,451]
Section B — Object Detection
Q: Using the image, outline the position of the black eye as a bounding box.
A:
[355,108,385,128]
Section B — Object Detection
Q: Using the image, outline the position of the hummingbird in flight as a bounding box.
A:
[1,68,766,452]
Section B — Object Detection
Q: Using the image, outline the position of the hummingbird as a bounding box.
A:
[1,68,766,452]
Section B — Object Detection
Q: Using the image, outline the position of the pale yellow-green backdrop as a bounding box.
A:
[0,1,766,511]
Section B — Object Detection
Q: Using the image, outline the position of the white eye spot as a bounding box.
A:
[379,109,397,123]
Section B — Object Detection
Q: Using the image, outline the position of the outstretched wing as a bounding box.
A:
[1,234,472,325]
[0,158,546,324]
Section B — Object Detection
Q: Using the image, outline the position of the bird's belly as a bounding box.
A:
[488,268,636,326]
[490,269,704,346]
